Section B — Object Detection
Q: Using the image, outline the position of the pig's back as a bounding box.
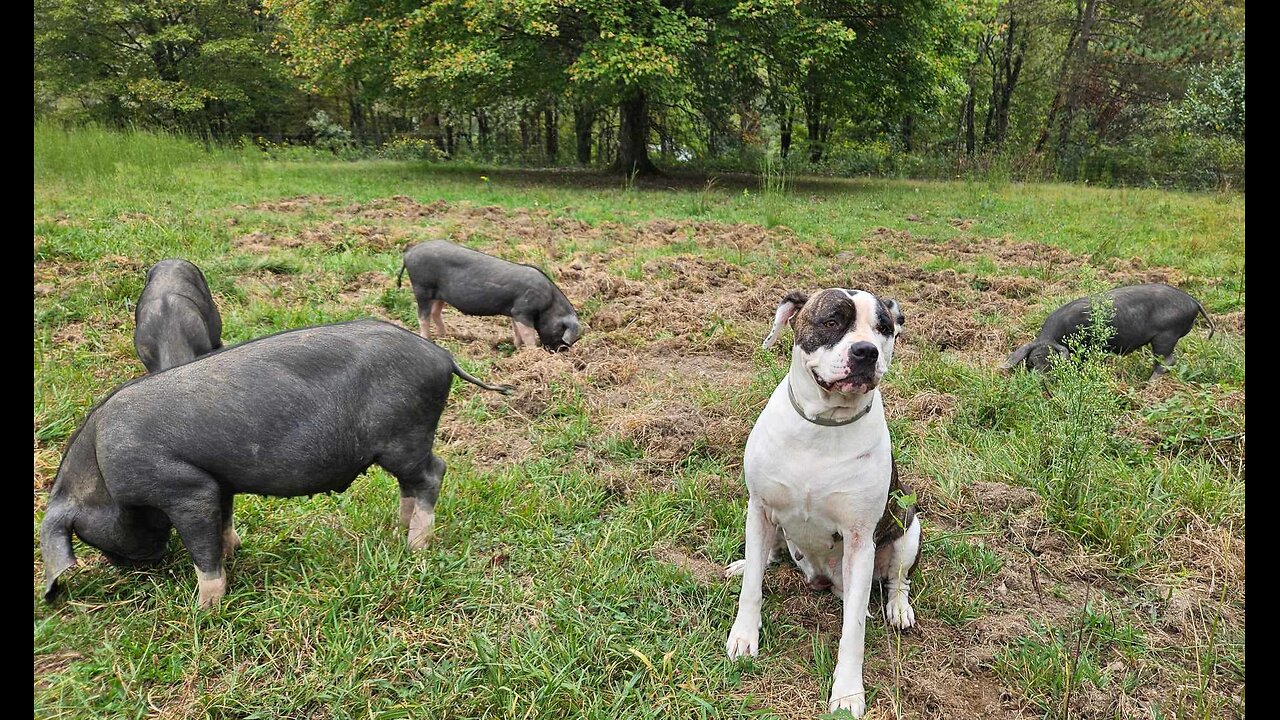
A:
[93,320,452,494]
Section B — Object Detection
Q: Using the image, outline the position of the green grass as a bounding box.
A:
[35,125,1244,718]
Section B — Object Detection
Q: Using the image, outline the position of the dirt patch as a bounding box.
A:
[970,481,1041,512]
[234,223,406,254]
[652,543,725,585]
[233,230,290,253]
[900,391,958,423]
[341,195,452,220]
[1216,310,1244,336]
[246,195,339,213]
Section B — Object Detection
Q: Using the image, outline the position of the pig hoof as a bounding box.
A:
[398,497,417,528]
[222,527,242,557]
[197,569,227,609]
[407,507,435,550]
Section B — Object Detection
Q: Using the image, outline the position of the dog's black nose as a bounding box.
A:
[849,342,879,363]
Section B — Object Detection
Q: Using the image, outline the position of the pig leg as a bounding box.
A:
[417,302,432,340]
[220,491,241,558]
[513,321,539,348]
[160,478,227,609]
[387,453,447,550]
[430,300,447,336]
[1148,334,1180,380]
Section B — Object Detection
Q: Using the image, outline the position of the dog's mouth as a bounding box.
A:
[813,370,876,395]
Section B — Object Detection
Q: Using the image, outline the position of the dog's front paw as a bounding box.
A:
[885,594,916,630]
[828,686,866,717]
[725,618,760,659]
[724,559,747,578]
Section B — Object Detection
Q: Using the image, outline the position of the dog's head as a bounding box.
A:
[763,288,905,395]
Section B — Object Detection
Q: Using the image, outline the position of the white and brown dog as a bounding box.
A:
[726,288,921,717]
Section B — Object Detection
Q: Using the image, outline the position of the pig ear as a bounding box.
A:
[39,502,78,602]
[763,291,809,349]
[882,298,905,336]
[1051,342,1070,358]
[1000,342,1037,372]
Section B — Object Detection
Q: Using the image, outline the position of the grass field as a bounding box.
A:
[34,125,1245,719]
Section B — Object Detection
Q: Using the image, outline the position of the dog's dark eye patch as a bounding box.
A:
[796,291,855,351]
[874,303,895,337]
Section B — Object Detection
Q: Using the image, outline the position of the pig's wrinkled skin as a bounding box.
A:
[1002,283,1215,379]
[397,240,582,351]
[134,259,222,372]
[39,319,511,608]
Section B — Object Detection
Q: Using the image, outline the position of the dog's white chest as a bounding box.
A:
[744,384,892,555]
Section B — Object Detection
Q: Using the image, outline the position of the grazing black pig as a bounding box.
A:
[40,319,511,608]
[134,259,222,372]
[397,240,581,351]
[1001,283,1215,379]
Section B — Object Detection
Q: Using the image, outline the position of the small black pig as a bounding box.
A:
[40,320,511,608]
[397,240,582,351]
[1001,283,1215,379]
[134,259,222,372]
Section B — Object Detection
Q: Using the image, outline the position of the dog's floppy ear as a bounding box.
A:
[999,341,1037,372]
[763,291,809,349]
[882,298,905,336]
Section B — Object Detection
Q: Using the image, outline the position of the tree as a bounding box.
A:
[35,0,303,138]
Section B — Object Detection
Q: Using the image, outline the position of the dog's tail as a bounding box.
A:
[451,359,514,395]
[1192,297,1216,339]
[396,263,407,288]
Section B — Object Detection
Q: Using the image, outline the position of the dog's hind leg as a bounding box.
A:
[725,532,784,578]
[875,515,921,630]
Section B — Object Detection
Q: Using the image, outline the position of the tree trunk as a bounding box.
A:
[611,89,659,176]
[780,105,793,159]
[423,113,444,154]
[804,102,823,164]
[993,37,1024,149]
[596,118,609,166]
[982,66,998,148]
[964,83,976,157]
[802,79,828,164]
[574,102,593,165]
[476,110,490,151]
[544,106,558,163]
[1036,0,1097,155]
[900,113,915,153]
[348,92,365,144]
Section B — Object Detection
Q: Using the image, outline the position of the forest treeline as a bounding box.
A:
[34,0,1244,189]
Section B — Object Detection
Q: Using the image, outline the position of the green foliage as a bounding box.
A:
[1174,56,1246,140]
[305,110,354,153]
[994,606,1146,716]
[378,136,447,162]
[34,0,306,138]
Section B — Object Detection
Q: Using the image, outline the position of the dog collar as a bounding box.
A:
[787,381,874,426]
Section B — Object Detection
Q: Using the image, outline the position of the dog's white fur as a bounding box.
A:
[726,289,920,717]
